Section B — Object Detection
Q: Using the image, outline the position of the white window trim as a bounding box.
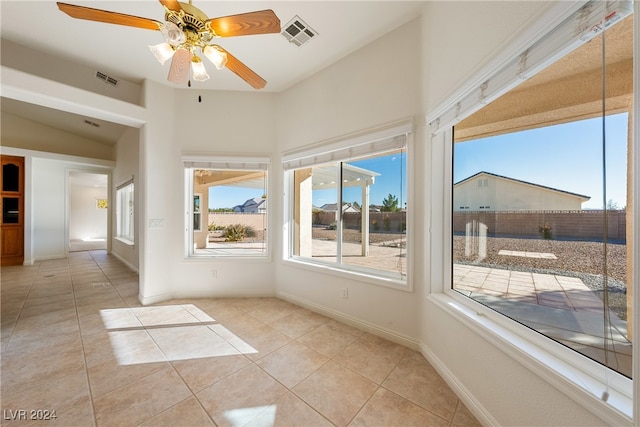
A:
[115,178,134,245]
[427,1,638,424]
[282,119,414,291]
[193,193,202,232]
[183,154,270,259]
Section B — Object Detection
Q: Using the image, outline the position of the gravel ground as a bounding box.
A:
[312,227,629,319]
[453,236,628,319]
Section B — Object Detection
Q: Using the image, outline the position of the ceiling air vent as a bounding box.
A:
[281,16,317,47]
[95,71,118,86]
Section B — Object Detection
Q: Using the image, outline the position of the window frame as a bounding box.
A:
[426,1,638,424]
[282,119,414,291]
[193,193,202,232]
[183,155,270,260]
[115,179,134,245]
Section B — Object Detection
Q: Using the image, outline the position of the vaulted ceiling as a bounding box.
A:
[1,1,425,146]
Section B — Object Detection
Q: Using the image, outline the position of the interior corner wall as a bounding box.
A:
[420,2,609,426]
[273,17,423,345]
[137,81,278,304]
[112,127,140,272]
[69,180,107,240]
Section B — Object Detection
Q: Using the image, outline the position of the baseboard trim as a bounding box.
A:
[277,290,421,351]
[419,342,496,427]
[110,252,138,274]
[139,290,276,306]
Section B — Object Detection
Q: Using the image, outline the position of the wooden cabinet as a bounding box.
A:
[1,155,24,266]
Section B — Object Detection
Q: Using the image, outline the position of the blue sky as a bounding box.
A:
[454,113,629,209]
[208,152,407,210]
[208,113,628,210]
[312,152,407,208]
[209,186,264,210]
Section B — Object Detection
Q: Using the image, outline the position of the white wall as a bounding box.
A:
[138,82,279,304]
[31,157,67,260]
[69,175,107,240]
[1,39,142,105]
[274,17,423,346]
[112,127,140,271]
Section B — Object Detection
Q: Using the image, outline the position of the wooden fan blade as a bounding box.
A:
[57,2,162,30]
[158,0,182,12]
[214,45,266,90]
[207,10,280,37]
[167,48,192,84]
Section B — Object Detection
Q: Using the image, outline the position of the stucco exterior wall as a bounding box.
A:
[454,174,587,211]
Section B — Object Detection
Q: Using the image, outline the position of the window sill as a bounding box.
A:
[185,253,271,262]
[114,237,134,246]
[428,292,633,425]
[283,257,411,292]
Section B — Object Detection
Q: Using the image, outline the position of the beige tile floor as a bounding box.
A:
[1,250,479,427]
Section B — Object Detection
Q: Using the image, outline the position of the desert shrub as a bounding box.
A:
[223,224,256,242]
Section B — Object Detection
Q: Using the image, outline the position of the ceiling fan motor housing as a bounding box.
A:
[165,2,216,50]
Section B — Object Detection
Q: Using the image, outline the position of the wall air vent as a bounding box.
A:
[281,16,317,47]
[95,71,118,86]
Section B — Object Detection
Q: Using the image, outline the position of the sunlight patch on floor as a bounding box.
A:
[224,405,277,427]
[101,304,258,365]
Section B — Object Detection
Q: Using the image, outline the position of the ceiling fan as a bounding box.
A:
[56,1,281,89]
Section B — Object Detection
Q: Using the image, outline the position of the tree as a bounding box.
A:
[381,194,399,212]
[606,199,620,210]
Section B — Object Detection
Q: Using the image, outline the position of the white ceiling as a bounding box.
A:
[1,1,424,145]
[1,1,424,92]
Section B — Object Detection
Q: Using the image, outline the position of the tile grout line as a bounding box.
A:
[69,255,100,427]
[90,252,181,427]
[1,268,34,356]
[251,333,336,426]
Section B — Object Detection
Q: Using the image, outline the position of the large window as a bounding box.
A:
[115,180,134,244]
[184,157,269,257]
[431,0,634,399]
[284,122,411,286]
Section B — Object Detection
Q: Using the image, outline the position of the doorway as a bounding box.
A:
[68,171,108,252]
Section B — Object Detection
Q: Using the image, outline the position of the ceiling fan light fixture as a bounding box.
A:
[203,45,228,70]
[149,42,175,65]
[191,57,210,81]
[160,21,186,46]
[57,2,281,89]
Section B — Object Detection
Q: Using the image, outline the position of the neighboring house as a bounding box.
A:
[454,171,590,211]
[233,197,267,213]
[319,202,360,213]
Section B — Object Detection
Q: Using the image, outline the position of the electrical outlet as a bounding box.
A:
[211,270,217,279]
[342,288,349,299]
